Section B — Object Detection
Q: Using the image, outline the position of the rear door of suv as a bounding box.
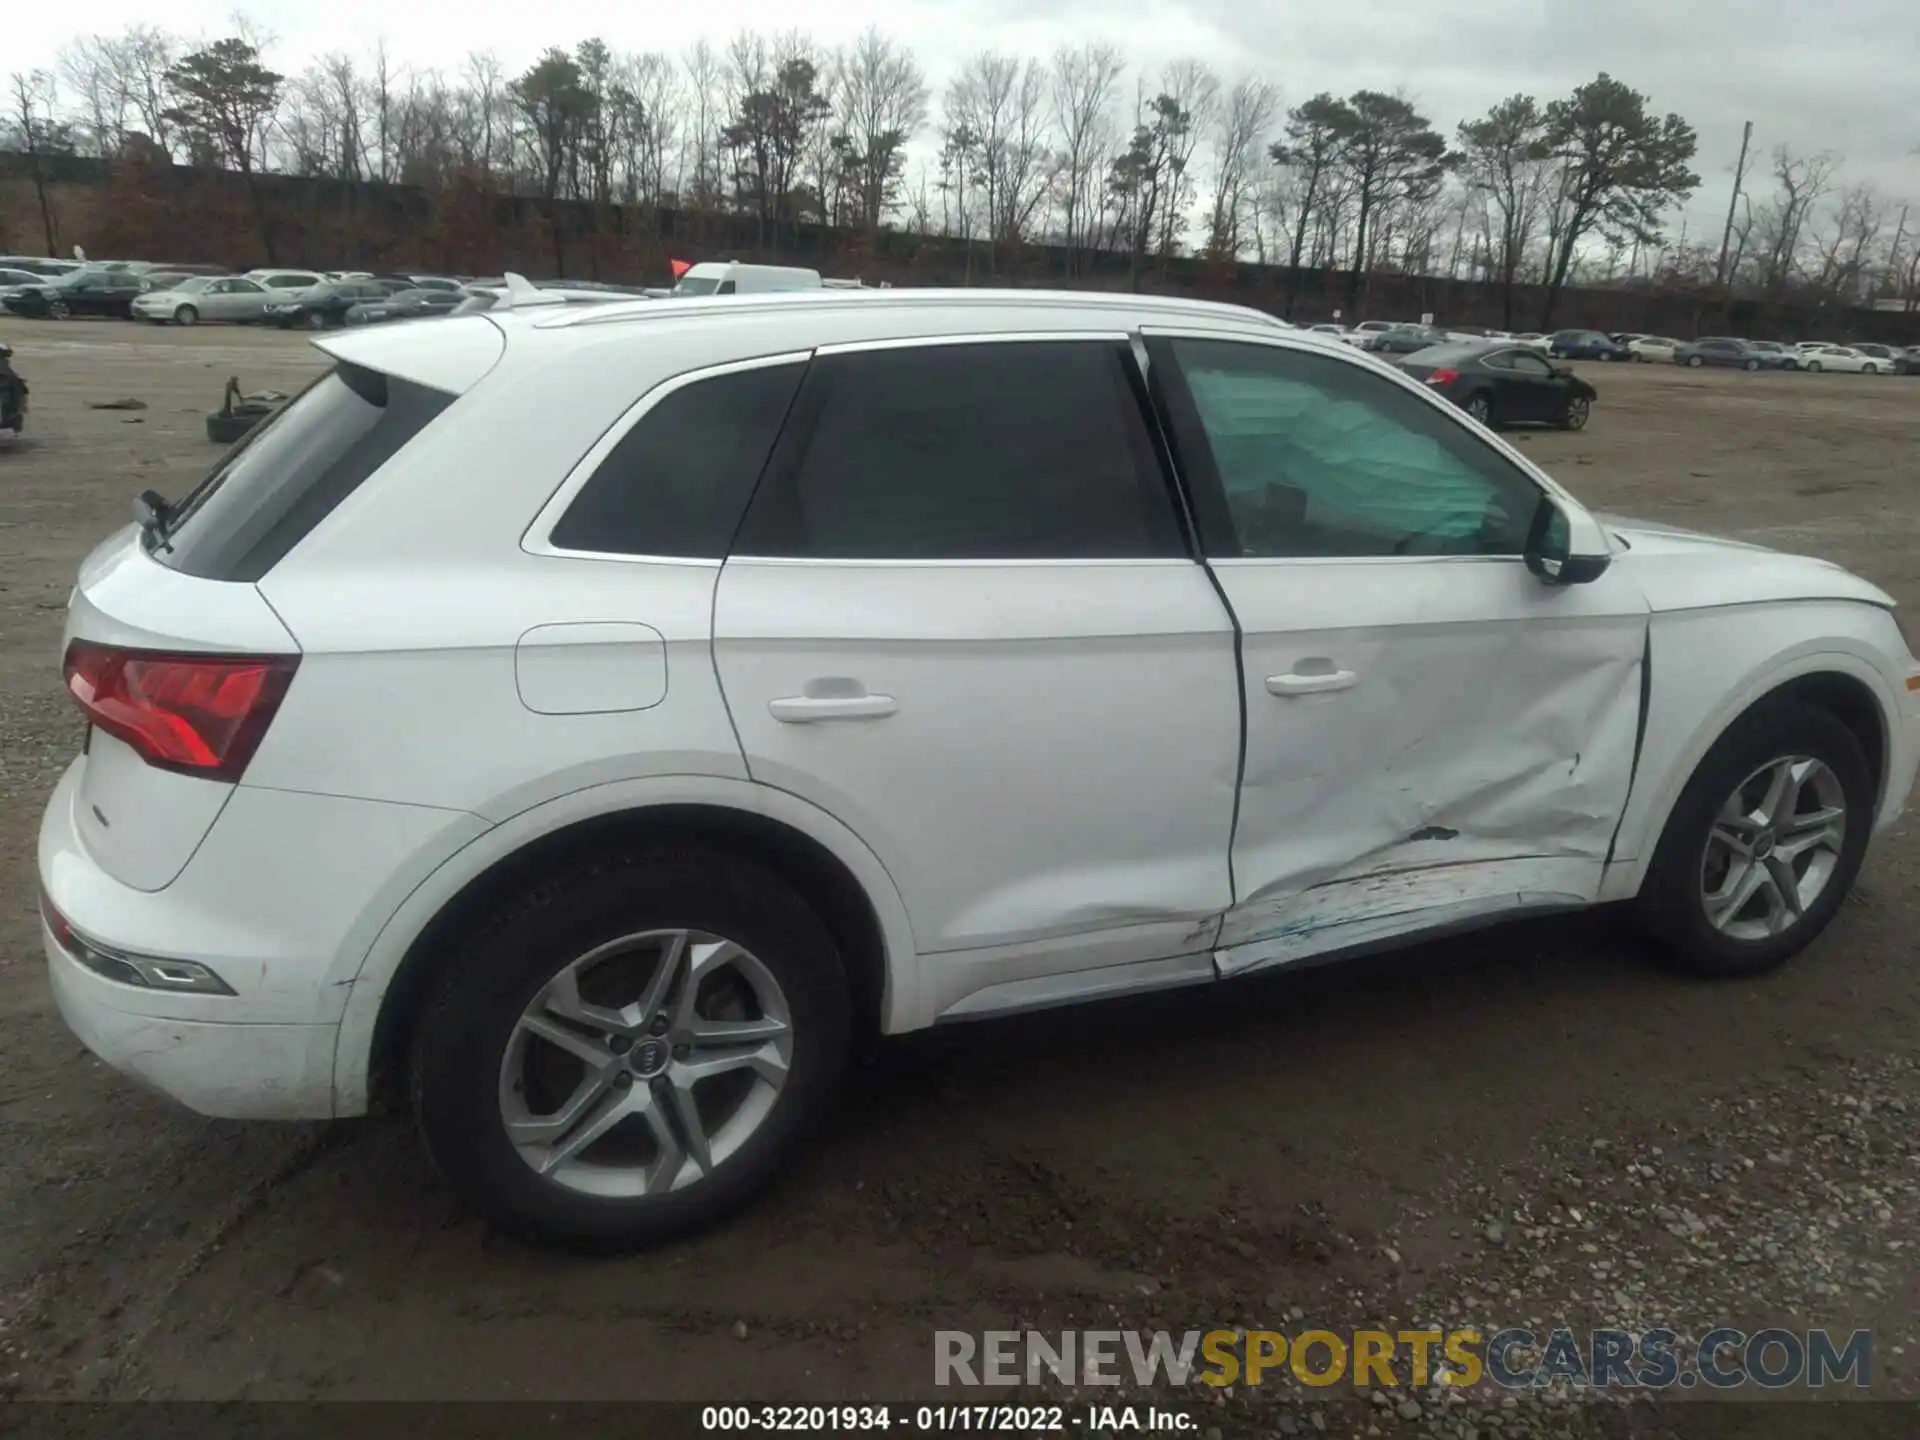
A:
[710,333,1242,1014]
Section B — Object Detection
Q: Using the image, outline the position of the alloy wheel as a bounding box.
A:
[1564,396,1590,430]
[1700,755,1847,943]
[497,928,793,1198]
[1465,394,1491,423]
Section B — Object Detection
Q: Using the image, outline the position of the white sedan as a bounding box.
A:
[1630,336,1683,363]
[1800,345,1890,375]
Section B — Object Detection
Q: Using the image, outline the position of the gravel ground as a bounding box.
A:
[2,321,1918,1438]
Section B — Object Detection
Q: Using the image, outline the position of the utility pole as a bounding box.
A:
[1715,120,1754,288]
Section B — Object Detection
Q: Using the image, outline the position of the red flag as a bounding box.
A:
[669,258,692,279]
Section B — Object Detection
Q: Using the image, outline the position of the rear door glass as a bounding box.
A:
[151,363,452,581]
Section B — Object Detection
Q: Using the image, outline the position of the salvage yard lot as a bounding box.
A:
[2,319,1919,1427]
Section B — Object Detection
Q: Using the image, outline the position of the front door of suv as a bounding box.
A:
[1143,331,1651,975]
[712,334,1242,1019]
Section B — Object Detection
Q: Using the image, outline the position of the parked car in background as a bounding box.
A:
[245,269,326,297]
[1896,346,1920,376]
[1852,344,1899,365]
[0,267,50,290]
[264,278,390,329]
[1673,337,1763,370]
[1799,345,1889,375]
[1629,336,1683,363]
[1396,339,1597,430]
[1511,332,1551,351]
[132,275,276,326]
[0,267,148,320]
[0,339,26,436]
[343,288,469,325]
[0,256,81,278]
[1308,323,1349,339]
[1547,329,1634,362]
[671,261,824,296]
[1362,324,1451,355]
[1740,340,1799,370]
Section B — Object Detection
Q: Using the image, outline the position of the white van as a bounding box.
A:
[672,261,823,297]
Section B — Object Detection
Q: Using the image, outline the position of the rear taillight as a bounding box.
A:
[1425,368,1461,387]
[63,641,298,782]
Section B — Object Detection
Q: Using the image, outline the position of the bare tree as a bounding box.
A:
[944,52,1053,262]
[1154,59,1219,257]
[834,27,928,231]
[7,70,68,251]
[58,38,132,155]
[1049,42,1124,274]
[1807,181,1885,301]
[679,39,726,208]
[1749,146,1837,294]
[1203,76,1279,259]
[1456,94,1551,327]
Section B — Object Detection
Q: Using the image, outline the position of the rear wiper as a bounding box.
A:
[134,488,174,552]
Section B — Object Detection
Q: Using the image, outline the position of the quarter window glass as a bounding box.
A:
[549,362,805,558]
[1167,338,1541,559]
[733,341,1182,560]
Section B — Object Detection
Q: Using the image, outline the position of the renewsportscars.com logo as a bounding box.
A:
[935,1327,1872,1391]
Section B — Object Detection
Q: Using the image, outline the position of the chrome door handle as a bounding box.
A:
[1266,670,1357,696]
[768,693,899,723]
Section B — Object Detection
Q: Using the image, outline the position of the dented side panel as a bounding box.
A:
[1211,554,1649,959]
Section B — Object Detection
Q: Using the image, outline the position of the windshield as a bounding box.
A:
[672,276,724,296]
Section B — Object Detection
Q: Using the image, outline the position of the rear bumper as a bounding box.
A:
[38,755,485,1119]
[45,924,338,1119]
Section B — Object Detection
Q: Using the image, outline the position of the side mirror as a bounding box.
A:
[1525,496,1610,586]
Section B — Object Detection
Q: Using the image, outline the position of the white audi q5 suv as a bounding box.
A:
[39,287,1920,1249]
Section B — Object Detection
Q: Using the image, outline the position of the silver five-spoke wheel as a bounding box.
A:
[499,929,792,1198]
[1700,755,1847,943]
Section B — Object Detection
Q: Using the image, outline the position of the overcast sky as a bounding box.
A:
[14,0,1920,239]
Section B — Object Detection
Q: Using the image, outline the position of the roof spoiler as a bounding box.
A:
[493,272,568,311]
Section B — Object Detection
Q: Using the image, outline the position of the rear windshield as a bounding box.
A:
[149,362,452,581]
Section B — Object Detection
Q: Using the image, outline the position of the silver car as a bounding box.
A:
[130,275,275,326]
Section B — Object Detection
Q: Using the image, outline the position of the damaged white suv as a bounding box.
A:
[39,289,1920,1250]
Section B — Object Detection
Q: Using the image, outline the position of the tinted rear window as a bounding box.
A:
[150,363,452,581]
[549,361,805,558]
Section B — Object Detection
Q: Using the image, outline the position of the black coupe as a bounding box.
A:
[1396,341,1597,430]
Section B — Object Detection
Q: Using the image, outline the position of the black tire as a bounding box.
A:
[1559,395,1591,431]
[411,847,852,1252]
[47,299,69,321]
[175,304,199,326]
[1862,363,1877,375]
[1634,698,1873,979]
[306,310,329,330]
[1806,360,1823,373]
